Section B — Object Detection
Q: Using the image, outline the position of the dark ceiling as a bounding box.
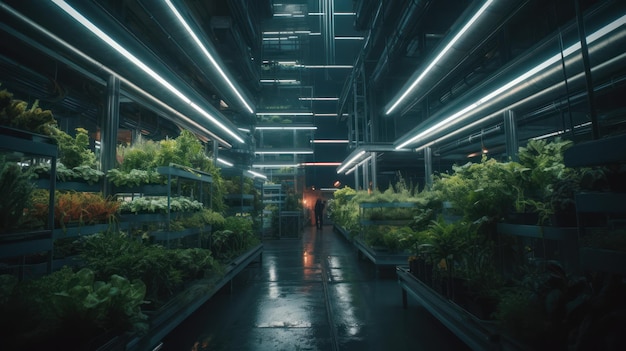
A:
[1,0,625,191]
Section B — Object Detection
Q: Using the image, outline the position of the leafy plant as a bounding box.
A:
[0,157,35,233]
[211,216,259,260]
[106,168,164,187]
[51,127,97,169]
[0,90,56,135]
[30,190,119,228]
[119,196,203,214]
[81,232,222,306]
[0,266,148,350]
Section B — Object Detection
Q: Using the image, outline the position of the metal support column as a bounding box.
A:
[424,147,433,190]
[101,75,120,197]
[354,166,360,190]
[362,158,369,193]
[503,110,519,162]
[371,151,377,191]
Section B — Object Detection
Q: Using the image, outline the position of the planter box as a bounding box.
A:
[53,223,112,239]
[579,247,626,274]
[497,223,577,240]
[0,230,53,258]
[397,266,503,351]
[114,184,169,195]
[354,236,410,272]
[120,243,263,351]
[334,224,352,242]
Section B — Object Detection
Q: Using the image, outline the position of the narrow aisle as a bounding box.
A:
[161,226,470,350]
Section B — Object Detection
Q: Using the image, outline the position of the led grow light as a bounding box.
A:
[164,0,254,114]
[51,0,245,144]
[385,0,495,115]
[394,13,626,150]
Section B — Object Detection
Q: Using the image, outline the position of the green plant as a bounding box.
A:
[51,127,97,169]
[118,196,203,214]
[0,266,148,350]
[0,90,56,135]
[0,157,35,233]
[81,232,222,306]
[211,216,259,260]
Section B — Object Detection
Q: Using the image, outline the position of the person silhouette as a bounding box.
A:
[314,198,325,229]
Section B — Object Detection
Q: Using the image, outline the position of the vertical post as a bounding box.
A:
[423,147,432,190]
[503,110,519,162]
[354,166,360,190]
[371,151,377,191]
[363,156,369,193]
[575,0,599,139]
[101,75,120,197]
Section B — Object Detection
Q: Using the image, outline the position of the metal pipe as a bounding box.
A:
[102,75,120,197]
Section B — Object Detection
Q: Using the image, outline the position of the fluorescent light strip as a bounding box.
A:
[334,36,364,40]
[298,97,339,101]
[312,139,349,143]
[337,150,365,173]
[314,113,350,117]
[255,150,314,155]
[396,14,626,150]
[533,122,592,140]
[164,0,254,115]
[260,79,300,84]
[345,155,373,175]
[308,12,324,16]
[345,165,357,175]
[256,112,313,116]
[252,164,299,168]
[334,12,356,16]
[247,170,267,179]
[256,126,317,130]
[51,0,244,144]
[237,127,250,133]
[301,162,342,166]
[216,158,234,167]
[386,0,494,115]
[356,155,373,167]
[303,65,353,69]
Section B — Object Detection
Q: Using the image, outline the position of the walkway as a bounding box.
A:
[161,224,470,351]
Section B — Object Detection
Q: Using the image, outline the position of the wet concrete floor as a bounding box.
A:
[161,225,471,351]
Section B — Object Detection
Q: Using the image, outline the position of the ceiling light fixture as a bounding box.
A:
[533,122,592,140]
[312,139,349,143]
[334,36,364,40]
[298,97,339,101]
[164,0,254,115]
[252,164,299,168]
[385,0,494,115]
[303,65,353,69]
[216,158,234,167]
[50,0,245,144]
[395,13,626,150]
[255,126,317,130]
[256,112,314,116]
[247,170,268,179]
[260,79,300,84]
[337,150,365,174]
[301,162,342,166]
[255,149,314,155]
